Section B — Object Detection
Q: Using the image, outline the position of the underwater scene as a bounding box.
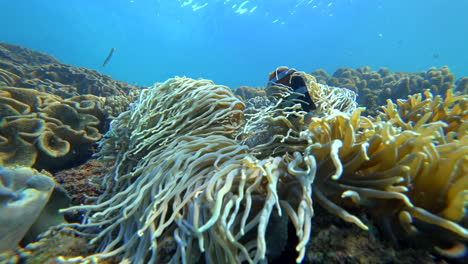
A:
[0,0,467,263]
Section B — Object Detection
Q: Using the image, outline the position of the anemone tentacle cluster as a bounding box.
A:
[61,73,466,263]
[62,77,316,264]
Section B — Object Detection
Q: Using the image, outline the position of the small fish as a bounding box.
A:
[268,67,317,112]
[102,48,115,67]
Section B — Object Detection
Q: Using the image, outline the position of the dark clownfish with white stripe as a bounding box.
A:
[268,66,317,112]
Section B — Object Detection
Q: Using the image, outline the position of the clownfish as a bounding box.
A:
[268,66,317,112]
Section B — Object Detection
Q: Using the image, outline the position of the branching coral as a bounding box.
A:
[62,77,316,264]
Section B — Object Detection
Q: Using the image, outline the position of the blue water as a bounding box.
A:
[1,0,467,88]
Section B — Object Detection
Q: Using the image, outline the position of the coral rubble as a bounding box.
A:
[53,159,105,206]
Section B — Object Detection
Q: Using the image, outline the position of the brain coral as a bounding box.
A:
[0,87,106,171]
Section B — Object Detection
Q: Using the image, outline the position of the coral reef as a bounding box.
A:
[2,56,462,264]
[310,66,464,115]
[234,86,266,101]
[0,42,59,67]
[232,64,466,259]
[0,42,138,98]
[0,166,69,253]
[456,77,468,94]
[21,231,96,264]
[0,42,140,117]
[0,228,120,264]
[0,87,106,171]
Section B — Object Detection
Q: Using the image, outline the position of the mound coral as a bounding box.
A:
[62,77,315,264]
[0,87,105,171]
[311,66,464,116]
[0,42,138,98]
[234,86,266,101]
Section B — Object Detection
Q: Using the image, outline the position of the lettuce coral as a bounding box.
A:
[310,66,464,116]
[0,87,105,171]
